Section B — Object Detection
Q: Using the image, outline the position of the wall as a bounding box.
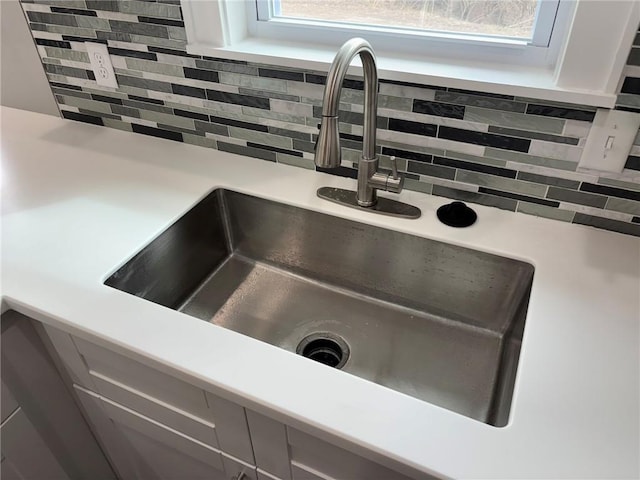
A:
[19,0,640,237]
[1,0,58,115]
[618,24,640,173]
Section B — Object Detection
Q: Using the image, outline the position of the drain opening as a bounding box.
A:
[296,333,350,369]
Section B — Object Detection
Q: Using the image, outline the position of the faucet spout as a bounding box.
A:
[314,38,419,218]
[314,37,378,171]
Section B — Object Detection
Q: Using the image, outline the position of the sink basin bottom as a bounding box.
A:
[179,254,507,424]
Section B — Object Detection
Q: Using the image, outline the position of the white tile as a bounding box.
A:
[110,56,128,69]
[528,140,583,162]
[270,99,313,117]
[378,83,436,101]
[59,105,80,113]
[146,91,207,108]
[31,31,64,41]
[95,11,140,22]
[562,119,592,138]
[106,41,149,52]
[21,4,52,12]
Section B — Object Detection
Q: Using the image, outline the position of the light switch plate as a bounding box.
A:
[85,42,118,89]
[578,109,640,173]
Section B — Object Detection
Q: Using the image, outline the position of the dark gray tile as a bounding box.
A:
[171,83,206,99]
[206,91,270,109]
[580,182,640,201]
[573,214,640,237]
[435,91,526,112]
[193,120,228,136]
[246,142,302,157]
[183,67,219,83]
[258,68,304,82]
[438,126,530,152]
[131,123,183,142]
[388,118,437,137]
[195,59,258,75]
[292,139,316,154]
[217,142,276,162]
[478,187,559,207]
[432,185,517,211]
[62,110,104,125]
[316,166,358,179]
[621,77,640,95]
[85,1,119,11]
[35,38,72,48]
[109,20,169,38]
[111,105,140,118]
[526,104,596,122]
[434,156,516,178]
[77,108,120,120]
[50,6,96,16]
[488,126,580,145]
[628,47,640,67]
[412,100,465,119]
[238,88,299,102]
[116,75,173,93]
[267,126,311,141]
[516,171,580,189]
[108,47,157,61]
[381,147,432,163]
[547,187,608,208]
[407,161,455,179]
[44,63,90,79]
[26,11,78,26]
[625,155,640,171]
[208,116,267,132]
[98,31,133,42]
[138,16,184,27]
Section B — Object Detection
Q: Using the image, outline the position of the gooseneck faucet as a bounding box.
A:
[314,38,421,219]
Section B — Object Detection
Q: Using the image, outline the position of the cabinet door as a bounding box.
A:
[0,408,69,480]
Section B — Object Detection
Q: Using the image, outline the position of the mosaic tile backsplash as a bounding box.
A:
[21,0,640,237]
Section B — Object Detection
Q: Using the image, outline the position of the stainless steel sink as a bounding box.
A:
[105,189,533,426]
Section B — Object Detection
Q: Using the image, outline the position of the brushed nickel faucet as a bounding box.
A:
[314,38,421,219]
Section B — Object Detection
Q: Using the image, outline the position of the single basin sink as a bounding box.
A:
[105,189,533,426]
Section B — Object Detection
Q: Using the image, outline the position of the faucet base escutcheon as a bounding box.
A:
[317,187,421,219]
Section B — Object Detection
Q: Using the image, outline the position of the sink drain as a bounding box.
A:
[296,333,350,369]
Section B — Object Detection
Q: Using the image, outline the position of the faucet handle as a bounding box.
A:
[390,156,399,180]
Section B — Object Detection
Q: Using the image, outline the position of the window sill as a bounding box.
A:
[186,38,617,109]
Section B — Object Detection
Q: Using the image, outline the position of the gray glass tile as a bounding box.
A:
[75,15,110,30]
[276,153,315,169]
[456,171,548,197]
[103,118,133,132]
[574,213,640,236]
[516,171,580,189]
[605,197,640,216]
[124,58,184,77]
[484,148,578,171]
[435,91,526,112]
[464,107,565,134]
[116,75,173,93]
[44,46,89,63]
[547,187,608,208]
[517,202,575,222]
[109,20,169,38]
[183,134,217,149]
[488,126,580,145]
[403,178,433,194]
[432,185,517,211]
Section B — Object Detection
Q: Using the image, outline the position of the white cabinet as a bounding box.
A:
[39,322,432,480]
[42,324,256,480]
[0,311,115,480]
[246,410,429,480]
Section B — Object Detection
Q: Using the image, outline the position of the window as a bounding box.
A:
[181,0,640,107]
[256,0,559,47]
[248,0,564,67]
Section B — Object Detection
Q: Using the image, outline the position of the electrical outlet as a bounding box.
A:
[578,109,640,173]
[85,42,118,89]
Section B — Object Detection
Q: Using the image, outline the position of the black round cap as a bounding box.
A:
[436,201,477,228]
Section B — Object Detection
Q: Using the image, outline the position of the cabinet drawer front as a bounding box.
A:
[90,371,219,449]
[74,336,212,420]
[288,428,415,480]
[101,395,226,474]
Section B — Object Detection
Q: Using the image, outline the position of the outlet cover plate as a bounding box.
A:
[85,42,118,89]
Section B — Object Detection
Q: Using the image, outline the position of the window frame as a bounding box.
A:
[255,0,560,48]
[180,0,640,108]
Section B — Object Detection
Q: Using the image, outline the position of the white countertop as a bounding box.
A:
[2,106,639,479]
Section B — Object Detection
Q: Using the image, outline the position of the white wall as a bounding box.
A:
[1,0,58,116]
